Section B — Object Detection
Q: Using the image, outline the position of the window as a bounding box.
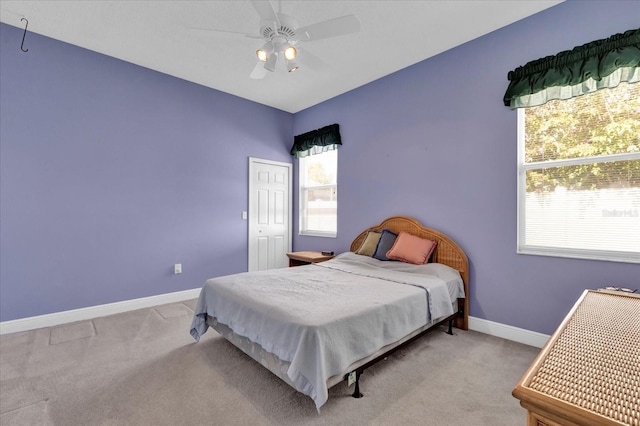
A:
[517,82,640,263]
[299,149,337,237]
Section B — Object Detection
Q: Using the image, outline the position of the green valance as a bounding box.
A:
[504,28,640,108]
[290,123,341,159]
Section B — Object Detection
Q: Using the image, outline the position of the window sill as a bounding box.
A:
[299,231,337,238]
[518,246,640,264]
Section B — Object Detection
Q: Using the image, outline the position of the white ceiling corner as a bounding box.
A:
[0,1,563,113]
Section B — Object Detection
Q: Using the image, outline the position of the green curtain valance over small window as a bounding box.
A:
[503,28,640,109]
[290,123,341,158]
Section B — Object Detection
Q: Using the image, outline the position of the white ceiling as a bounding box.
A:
[0,1,562,113]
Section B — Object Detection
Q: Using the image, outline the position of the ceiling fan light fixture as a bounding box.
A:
[256,49,268,62]
[244,2,361,79]
[284,45,297,61]
[256,42,273,62]
[264,54,277,72]
[287,60,299,73]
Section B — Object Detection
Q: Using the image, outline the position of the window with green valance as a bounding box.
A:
[509,28,640,264]
[503,28,640,109]
[290,124,341,158]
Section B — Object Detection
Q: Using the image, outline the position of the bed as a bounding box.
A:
[190,216,469,410]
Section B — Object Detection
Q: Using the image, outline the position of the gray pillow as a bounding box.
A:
[372,229,398,261]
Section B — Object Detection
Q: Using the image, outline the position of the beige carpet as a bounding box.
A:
[0,300,540,425]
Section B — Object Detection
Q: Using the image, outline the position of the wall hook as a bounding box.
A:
[20,17,29,52]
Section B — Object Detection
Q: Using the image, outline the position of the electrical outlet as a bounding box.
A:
[174,263,182,274]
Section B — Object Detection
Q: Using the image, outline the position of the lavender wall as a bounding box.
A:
[0,23,293,322]
[1,1,638,334]
[292,0,640,335]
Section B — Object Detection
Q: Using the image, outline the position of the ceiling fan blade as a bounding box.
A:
[249,61,268,80]
[249,0,280,26]
[190,27,262,39]
[295,15,360,42]
[295,47,330,72]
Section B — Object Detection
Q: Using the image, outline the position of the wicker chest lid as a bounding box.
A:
[513,290,640,426]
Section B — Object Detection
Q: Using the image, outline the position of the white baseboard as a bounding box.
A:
[0,288,201,335]
[2,292,549,348]
[468,316,550,348]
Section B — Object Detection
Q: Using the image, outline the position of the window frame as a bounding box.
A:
[298,150,338,238]
[516,107,640,264]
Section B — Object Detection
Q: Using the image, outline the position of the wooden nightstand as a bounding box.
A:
[286,251,335,267]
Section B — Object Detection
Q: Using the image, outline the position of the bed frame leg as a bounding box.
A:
[446,318,454,335]
[352,371,363,398]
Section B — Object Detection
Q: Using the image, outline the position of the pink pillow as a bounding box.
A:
[386,231,437,265]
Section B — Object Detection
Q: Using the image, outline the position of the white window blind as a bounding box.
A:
[299,149,337,237]
[517,82,640,263]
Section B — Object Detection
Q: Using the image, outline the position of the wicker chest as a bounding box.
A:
[513,290,640,426]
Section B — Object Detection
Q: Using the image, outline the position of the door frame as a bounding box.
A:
[248,157,293,271]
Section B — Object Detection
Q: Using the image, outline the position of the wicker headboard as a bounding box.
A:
[350,215,469,330]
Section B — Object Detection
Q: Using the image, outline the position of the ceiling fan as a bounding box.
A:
[197,0,361,79]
